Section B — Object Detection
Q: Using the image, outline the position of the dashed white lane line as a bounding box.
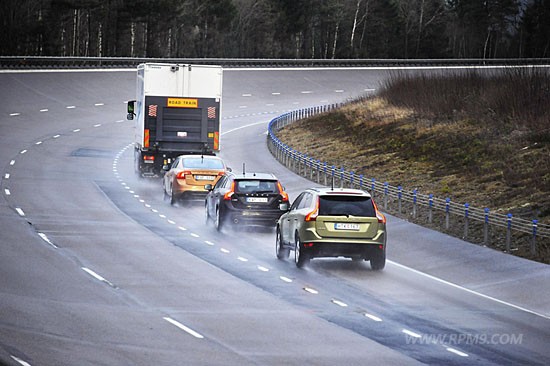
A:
[15,207,25,217]
[402,329,422,338]
[73,128,80,132]
[53,134,60,138]
[331,299,348,307]
[66,105,76,109]
[38,233,58,249]
[178,226,187,231]
[190,233,200,238]
[271,92,281,95]
[279,276,293,283]
[258,266,269,272]
[163,317,204,339]
[35,141,42,145]
[4,173,9,179]
[20,150,27,154]
[301,91,313,94]
[81,267,115,287]
[364,313,383,322]
[304,287,319,294]
[237,256,248,262]
[220,248,230,254]
[9,113,20,116]
[4,189,10,196]
[204,240,214,246]
[94,103,104,106]
[94,124,102,127]
[242,93,252,97]
[40,108,48,112]
[446,347,469,357]
[10,160,15,165]
[11,355,32,366]
[334,89,344,93]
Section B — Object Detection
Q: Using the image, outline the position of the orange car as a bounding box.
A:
[162,155,228,204]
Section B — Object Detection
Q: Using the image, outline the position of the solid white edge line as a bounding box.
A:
[388,260,550,320]
[81,267,114,287]
[11,356,32,366]
[38,233,57,249]
[163,317,204,339]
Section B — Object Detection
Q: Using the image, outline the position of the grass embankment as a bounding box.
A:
[276,69,550,262]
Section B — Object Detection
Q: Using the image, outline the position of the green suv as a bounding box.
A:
[275,187,387,270]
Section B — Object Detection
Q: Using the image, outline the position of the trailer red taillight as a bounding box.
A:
[143,155,154,163]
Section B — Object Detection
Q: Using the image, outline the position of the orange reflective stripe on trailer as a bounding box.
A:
[213,131,219,150]
[144,129,150,148]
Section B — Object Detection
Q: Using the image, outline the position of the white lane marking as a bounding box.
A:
[204,240,214,246]
[94,103,104,106]
[402,329,422,338]
[115,120,124,123]
[167,220,176,225]
[40,108,48,112]
[81,267,115,287]
[271,92,281,95]
[190,233,200,238]
[53,134,60,138]
[364,313,383,322]
[280,276,293,283]
[237,256,248,262]
[242,93,252,97]
[220,248,230,253]
[35,141,42,145]
[178,226,187,231]
[151,208,158,213]
[446,347,469,357]
[94,124,101,127]
[73,128,80,132]
[66,105,76,109]
[364,88,376,92]
[159,214,166,219]
[10,160,15,165]
[4,189,10,195]
[15,208,25,217]
[163,317,204,339]
[4,173,9,179]
[334,89,344,93]
[20,150,27,154]
[222,121,266,135]
[304,287,318,294]
[332,299,348,307]
[301,90,312,94]
[9,113,21,116]
[38,233,58,249]
[388,260,550,320]
[258,266,269,272]
[11,356,32,366]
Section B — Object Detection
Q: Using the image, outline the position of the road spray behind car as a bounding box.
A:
[127,63,223,177]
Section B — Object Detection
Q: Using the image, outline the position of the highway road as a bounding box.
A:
[0,67,549,366]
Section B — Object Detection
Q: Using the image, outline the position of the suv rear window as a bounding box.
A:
[319,196,375,217]
[182,157,224,169]
[235,180,278,194]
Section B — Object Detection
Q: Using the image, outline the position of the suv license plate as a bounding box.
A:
[334,223,360,231]
[195,175,215,181]
[247,197,268,203]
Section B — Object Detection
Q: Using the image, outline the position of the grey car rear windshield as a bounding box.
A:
[182,158,224,169]
[319,196,375,217]
[235,180,278,193]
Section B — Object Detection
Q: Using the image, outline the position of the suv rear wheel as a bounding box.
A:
[294,235,309,268]
[370,248,386,271]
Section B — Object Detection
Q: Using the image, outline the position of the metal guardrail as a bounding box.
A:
[267,105,550,258]
[1,56,550,69]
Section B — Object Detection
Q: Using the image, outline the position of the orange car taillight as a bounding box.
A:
[143,155,154,162]
[223,181,235,200]
[373,200,386,224]
[176,170,192,179]
[277,181,289,202]
[305,197,319,222]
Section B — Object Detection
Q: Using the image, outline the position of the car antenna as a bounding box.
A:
[242,163,246,175]
[331,173,334,191]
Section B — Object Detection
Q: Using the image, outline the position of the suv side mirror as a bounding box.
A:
[204,184,213,191]
[127,100,136,120]
[162,164,170,171]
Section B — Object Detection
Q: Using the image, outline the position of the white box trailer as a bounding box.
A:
[127,63,223,177]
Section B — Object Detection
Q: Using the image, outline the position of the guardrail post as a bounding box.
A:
[428,194,433,223]
[323,163,327,186]
[359,174,364,191]
[445,198,450,229]
[484,208,489,245]
[413,189,417,218]
[316,160,321,184]
[340,167,344,188]
[398,186,402,213]
[350,171,355,189]
[331,166,335,188]
[464,203,469,239]
[383,182,389,209]
[531,220,538,256]
[506,213,513,253]
[371,178,376,198]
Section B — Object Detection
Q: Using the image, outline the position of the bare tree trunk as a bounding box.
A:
[350,0,362,52]
[72,9,78,56]
[98,23,103,57]
[130,22,135,57]
[332,22,339,59]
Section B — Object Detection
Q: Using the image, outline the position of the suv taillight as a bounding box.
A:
[223,181,235,200]
[176,170,192,179]
[373,200,386,224]
[277,181,289,202]
[305,197,319,222]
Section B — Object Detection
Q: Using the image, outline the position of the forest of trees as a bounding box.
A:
[1,0,549,59]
